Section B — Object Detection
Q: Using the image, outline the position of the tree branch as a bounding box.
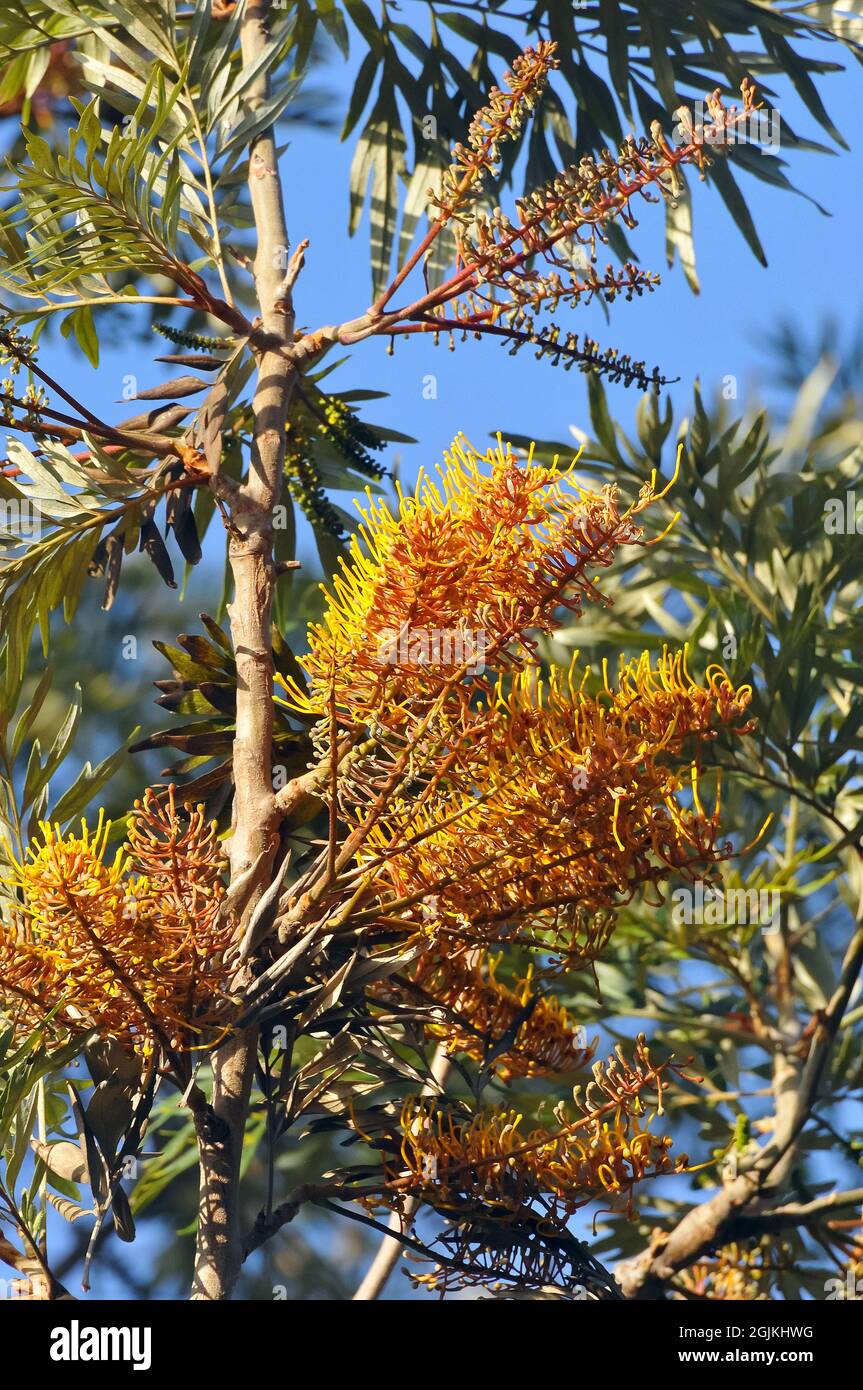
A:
[615,859,863,1298]
[352,1044,452,1300]
[191,0,299,1301]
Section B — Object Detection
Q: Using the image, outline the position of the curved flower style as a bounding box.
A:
[399,949,596,1081]
[678,1239,776,1300]
[0,789,231,1053]
[392,1100,684,1216]
[355,647,753,961]
[279,433,673,728]
[363,1037,689,1225]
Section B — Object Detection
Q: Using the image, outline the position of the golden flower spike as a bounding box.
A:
[354,646,752,959]
[396,948,595,1081]
[365,1037,689,1225]
[278,433,668,729]
[0,788,232,1054]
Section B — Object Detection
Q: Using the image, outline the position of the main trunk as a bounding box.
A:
[191,0,296,1300]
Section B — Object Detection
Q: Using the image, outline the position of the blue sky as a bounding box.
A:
[289,61,862,463]
[28,28,863,522]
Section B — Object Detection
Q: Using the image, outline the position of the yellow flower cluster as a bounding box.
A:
[280,433,666,726]
[405,949,595,1081]
[678,1239,775,1300]
[361,1036,689,1223]
[381,1091,684,1222]
[0,789,231,1053]
[358,647,753,958]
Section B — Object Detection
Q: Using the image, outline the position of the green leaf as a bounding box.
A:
[349,92,407,294]
[10,665,53,759]
[6,1087,39,1192]
[86,1081,134,1160]
[316,0,349,57]
[342,48,377,141]
[707,158,768,267]
[665,174,700,294]
[50,727,141,826]
[343,0,383,53]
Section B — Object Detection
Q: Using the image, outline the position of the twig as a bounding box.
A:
[352,1044,452,1300]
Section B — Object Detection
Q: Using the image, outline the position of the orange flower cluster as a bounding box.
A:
[279,434,667,728]
[0,789,231,1053]
[678,1239,775,1300]
[269,432,756,1250]
[405,949,595,1081]
[280,438,752,973]
[357,647,752,959]
[369,1038,688,1223]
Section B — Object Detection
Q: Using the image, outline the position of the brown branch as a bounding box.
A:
[389,317,670,389]
[191,0,299,1302]
[0,392,180,458]
[291,92,758,376]
[735,1186,863,1235]
[242,1182,337,1260]
[615,864,863,1297]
